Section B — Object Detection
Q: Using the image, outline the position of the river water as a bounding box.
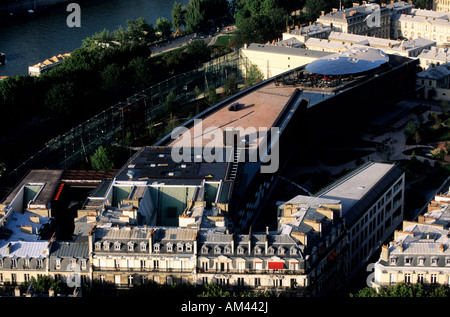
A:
[0,0,189,76]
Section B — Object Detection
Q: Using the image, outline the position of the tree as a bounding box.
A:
[205,84,218,105]
[44,82,76,118]
[246,64,264,87]
[198,283,232,297]
[90,145,115,170]
[431,148,447,160]
[165,90,178,114]
[350,283,448,297]
[404,120,419,139]
[185,0,204,33]
[100,63,123,92]
[172,1,184,31]
[304,0,331,21]
[156,17,173,39]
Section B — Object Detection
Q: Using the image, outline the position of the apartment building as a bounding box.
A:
[433,0,450,13]
[391,8,450,46]
[317,162,405,278]
[372,192,450,288]
[316,1,413,39]
[416,62,450,100]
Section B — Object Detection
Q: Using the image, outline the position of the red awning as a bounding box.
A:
[268,262,284,270]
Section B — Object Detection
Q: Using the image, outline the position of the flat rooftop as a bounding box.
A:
[1,169,63,209]
[115,146,230,184]
[168,82,299,149]
[318,162,403,225]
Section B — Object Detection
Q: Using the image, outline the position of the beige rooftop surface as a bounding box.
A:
[169,82,297,149]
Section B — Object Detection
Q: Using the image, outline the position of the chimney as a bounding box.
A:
[381,244,389,261]
[6,242,11,255]
[398,243,403,252]
[321,11,325,16]
[244,43,248,49]
[440,243,445,252]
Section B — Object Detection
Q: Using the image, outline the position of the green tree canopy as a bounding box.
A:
[172,1,185,30]
[156,17,173,39]
[350,283,448,297]
[90,145,115,170]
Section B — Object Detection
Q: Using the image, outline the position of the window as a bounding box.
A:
[140,260,146,270]
[417,274,424,283]
[201,245,209,254]
[254,278,261,286]
[177,243,184,252]
[390,257,397,265]
[95,242,101,251]
[431,257,439,266]
[140,242,147,251]
[166,243,173,252]
[405,257,412,265]
[114,259,120,269]
[81,259,87,270]
[114,242,121,251]
[24,258,30,269]
[405,273,411,284]
[186,243,192,252]
[214,246,221,254]
[418,257,425,266]
[431,273,437,284]
[127,242,134,251]
[103,242,110,251]
[154,243,160,253]
[55,258,61,269]
[390,273,397,285]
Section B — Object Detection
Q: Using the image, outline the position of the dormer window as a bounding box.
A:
[154,243,160,253]
[418,257,425,266]
[405,257,412,265]
[201,245,209,254]
[94,242,101,251]
[114,242,121,251]
[127,242,134,251]
[390,257,397,265]
[225,245,232,254]
[140,242,147,251]
[186,243,192,252]
[255,247,262,255]
[278,247,285,255]
[267,247,275,255]
[431,257,439,266]
[177,243,184,252]
[237,246,246,255]
[103,242,110,251]
[290,246,297,255]
[55,258,61,269]
[214,246,222,254]
[167,242,173,252]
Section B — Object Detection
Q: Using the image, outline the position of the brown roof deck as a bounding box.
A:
[168,82,298,149]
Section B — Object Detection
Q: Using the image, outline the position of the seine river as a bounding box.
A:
[0,0,189,76]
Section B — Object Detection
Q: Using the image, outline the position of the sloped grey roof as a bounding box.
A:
[50,241,88,258]
[0,241,49,258]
